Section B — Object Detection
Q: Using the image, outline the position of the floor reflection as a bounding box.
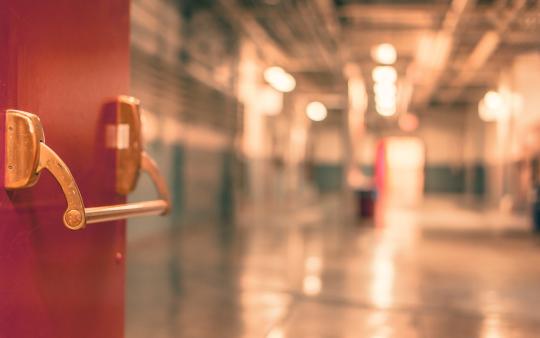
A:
[126,195,540,338]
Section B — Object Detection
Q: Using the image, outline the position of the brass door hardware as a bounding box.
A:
[4,96,170,230]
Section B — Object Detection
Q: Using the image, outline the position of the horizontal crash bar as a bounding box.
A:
[85,200,168,224]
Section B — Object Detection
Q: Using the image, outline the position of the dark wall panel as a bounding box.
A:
[313,164,343,192]
[424,166,466,194]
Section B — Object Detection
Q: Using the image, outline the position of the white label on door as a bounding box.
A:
[117,124,130,149]
[105,124,130,149]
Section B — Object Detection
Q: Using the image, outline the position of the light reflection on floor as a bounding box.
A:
[126,195,540,338]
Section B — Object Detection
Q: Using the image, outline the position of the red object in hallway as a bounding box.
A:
[374,139,386,193]
[0,1,129,337]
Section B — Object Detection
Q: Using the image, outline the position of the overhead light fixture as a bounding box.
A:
[478,90,510,122]
[375,104,396,117]
[372,66,397,83]
[263,66,296,93]
[306,101,327,121]
[478,100,496,122]
[484,90,503,110]
[263,66,284,85]
[375,97,397,110]
[374,82,397,97]
[371,43,397,65]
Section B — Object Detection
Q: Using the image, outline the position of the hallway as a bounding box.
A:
[127,196,540,338]
[4,1,540,337]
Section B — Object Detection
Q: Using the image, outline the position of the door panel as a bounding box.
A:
[0,1,129,337]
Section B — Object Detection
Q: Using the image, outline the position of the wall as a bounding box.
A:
[418,109,468,193]
[354,110,469,194]
[463,108,488,197]
[444,52,540,208]
[128,0,241,241]
[468,53,540,207]
[309,127,345,192]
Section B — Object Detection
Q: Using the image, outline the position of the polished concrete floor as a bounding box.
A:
[126,195,540,338]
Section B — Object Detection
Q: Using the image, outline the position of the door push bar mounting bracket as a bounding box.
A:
[4,96,170,230]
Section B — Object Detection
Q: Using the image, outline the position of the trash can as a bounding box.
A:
[355,188,376,218]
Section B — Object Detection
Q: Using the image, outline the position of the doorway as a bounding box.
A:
[376,137,425,206]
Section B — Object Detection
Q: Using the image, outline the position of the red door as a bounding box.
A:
[0,1,130,337]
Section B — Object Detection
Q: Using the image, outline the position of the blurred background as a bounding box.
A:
[125,0,540,337]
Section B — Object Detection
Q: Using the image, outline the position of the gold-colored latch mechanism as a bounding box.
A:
[4,96,170,230]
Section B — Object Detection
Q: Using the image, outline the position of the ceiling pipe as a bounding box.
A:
[216,0,291,67]
[410,0,475,107]
[441,0,527,102]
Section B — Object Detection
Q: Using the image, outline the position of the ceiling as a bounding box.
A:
[216,0,540,119]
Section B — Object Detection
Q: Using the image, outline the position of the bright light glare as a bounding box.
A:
[372,65,398,118]
[484,90,503,110]
[303,275,322,296]
[375,95,396,108]
[481,315,503,338]
[371,247,395,308]
[478,90,510,122]
[264,66,296,93]
[277,73,296,92]
[264,66,282,82]
[376,105,396,117]
[372,43,397,65]
[372,66,397,83]
[306,101,327,122]
[267,328,284,338]
[478,100,492,122]
[374,82,397,97]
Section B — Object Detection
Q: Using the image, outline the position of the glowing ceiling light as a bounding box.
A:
[375,95,396,109]
[376,104,396,117]
[372,66,397,83]
[306,101,327,121]
[276,72,296,92]
[263,66,296,93]
[264,66,284,84]
[371,43,397,65]
[374,82,397,97]
[478,100,493,122]
[484,90,503,110]
[478,99,498,122]
[479,90,510,122]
